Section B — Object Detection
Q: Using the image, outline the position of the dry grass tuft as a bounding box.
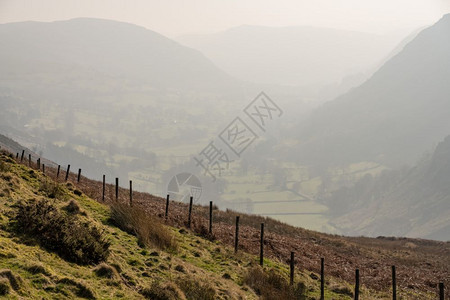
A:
[329,283,353,296]
[94,263,117,279]
[64,199,84,215]
[25,263,51,276]
[0,160,11,173]
[57,277,96,299]
[0,278,10,296]
[0,269,21,291]
[140,281,186,300]
[176,276,216,300]
[244,266,306,300]
[110,202,177,251]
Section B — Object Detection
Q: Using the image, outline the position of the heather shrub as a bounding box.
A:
[12,199,110,264]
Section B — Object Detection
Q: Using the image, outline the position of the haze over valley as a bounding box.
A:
[1,2,449,241]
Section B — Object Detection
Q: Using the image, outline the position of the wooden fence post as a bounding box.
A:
[16,153,18,159]
[392,266,396,300]
[28,154,31,167]
[65,164,70,181]
[290,252,295,285]
[42,164,45,174]
[439,282,444,300]
[129,180,133,206]
[188,196,193,228]
[355,269,360,300]
[56,165,60,178]
[234,216,240,253]
[102,175,105,201]
[165,194,169,218]
[115,178,119,201]
[260,223,264,266]
[321,258,325,300]
[77,168,81,182]
[20,150,24,162]
[37,158,41,170]
[209,201,213,235]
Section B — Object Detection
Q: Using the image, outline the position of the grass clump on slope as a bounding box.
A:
[110,201,177,251]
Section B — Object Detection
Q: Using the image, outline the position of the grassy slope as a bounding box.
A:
[0,152,375,299]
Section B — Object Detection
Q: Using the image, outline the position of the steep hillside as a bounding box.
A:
[324,135,450,241]
[0,151,349,299]
[1,150,448,298]
[293,13,450,167]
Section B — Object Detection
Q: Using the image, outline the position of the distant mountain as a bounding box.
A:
[293,14,450,167]
[325,135,450,241]
[177,25,403,86]
[374,26,424,71]
[0,18,236,91]
[0,18,248,181]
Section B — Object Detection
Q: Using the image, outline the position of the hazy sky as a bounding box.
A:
[1,0,449,37]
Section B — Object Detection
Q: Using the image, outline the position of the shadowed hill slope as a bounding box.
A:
[294,14,450,168]
[324,135,450,241]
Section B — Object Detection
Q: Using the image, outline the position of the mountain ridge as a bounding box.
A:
[0,17,238,91]
[292,13,450,167]
[177,24,404,86]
